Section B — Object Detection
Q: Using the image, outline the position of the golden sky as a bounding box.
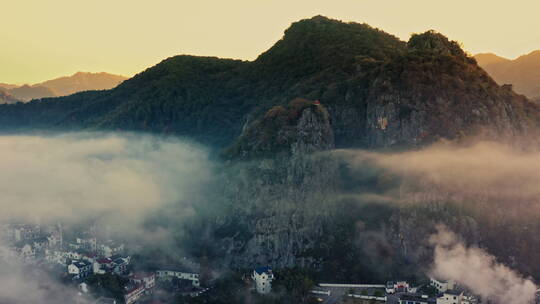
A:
[1,0,539,84]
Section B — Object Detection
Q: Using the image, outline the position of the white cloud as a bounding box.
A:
[430,226,537,304]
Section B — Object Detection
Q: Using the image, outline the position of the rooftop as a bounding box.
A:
[398,293,430,301]
[443,289,464,296]
[254,266,272,275]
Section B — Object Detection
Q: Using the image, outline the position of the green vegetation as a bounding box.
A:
[224,98,331,158]
[86,273,128,301]
[0,16,529,150]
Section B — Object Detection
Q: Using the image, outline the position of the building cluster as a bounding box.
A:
[308,277,480,304]
[383,278,477,304]
[0,222,205,304]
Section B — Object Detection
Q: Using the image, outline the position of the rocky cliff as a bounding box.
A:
[216,100,340,270]
[226,98,334,159]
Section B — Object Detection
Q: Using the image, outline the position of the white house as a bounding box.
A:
[431,277,456,293]
[93,258,113,274]
[252,266,274,294]
[100,241,124,258]
[68,261,93,279]
[82,252,98,263]
[437,290,464,304]
[112,257,130,275]
[76,236,97,251]
[65,250,83,260]
[386,281,410,294]
[131,272,156,293]
[47,233,62,248]
[78,282,89,294]
[19,244,35,260]
[124,284,145,304]
[13,225,40,242]
[46,223,63,248]
[156,269,200,287]
[32,238,49,251]
[45,249,67,265]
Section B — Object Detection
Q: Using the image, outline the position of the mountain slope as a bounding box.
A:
[0,16,537,149]
[475,51,540,99]
[0,90,20,104]
[475,52,509,66]
[8,85,56,101]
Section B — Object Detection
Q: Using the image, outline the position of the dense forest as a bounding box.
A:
[0,16,535,150]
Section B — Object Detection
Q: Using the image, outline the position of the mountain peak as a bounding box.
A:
[474,53,509,66]
[254,16,405,77]
[407,30,467,58]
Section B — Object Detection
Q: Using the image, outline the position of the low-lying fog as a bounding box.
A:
[0,132,214,303]
[1,133,539,304]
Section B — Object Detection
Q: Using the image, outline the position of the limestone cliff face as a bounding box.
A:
[215,93,538,280]
[218,99,339,269]
[189,26,540,282]
[219,154,340,269]
[363,89,532,148]
[361,31,537,148]
[226,98,334,159]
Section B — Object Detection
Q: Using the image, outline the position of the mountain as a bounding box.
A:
[1,15,540,288]
[474,52,509,66]
[8,85,56,101]
[475,51,540,99]
[1,72,127,102]
[35,72,128,96]
[0,16,536,150]
[0,83,19,90]
[0,89,20,104]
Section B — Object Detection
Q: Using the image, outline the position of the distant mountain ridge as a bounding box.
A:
[7,85,56,101]
[0,90,19,104]
[37,72,128,96]
[475,51,540,99]
[0,72,127,101]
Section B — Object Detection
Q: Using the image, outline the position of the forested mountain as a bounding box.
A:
[0,16,536,150]
[475,51,540,99]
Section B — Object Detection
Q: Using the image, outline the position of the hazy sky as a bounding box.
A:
[2,0,539,84]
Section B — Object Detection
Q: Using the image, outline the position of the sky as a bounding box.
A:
[1,0,540,84]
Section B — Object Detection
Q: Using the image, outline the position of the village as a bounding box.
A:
[252,265,483,304]
[2,221,537,304]
[0,222,208,303]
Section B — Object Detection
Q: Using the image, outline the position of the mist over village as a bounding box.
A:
[3,1,540,304]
